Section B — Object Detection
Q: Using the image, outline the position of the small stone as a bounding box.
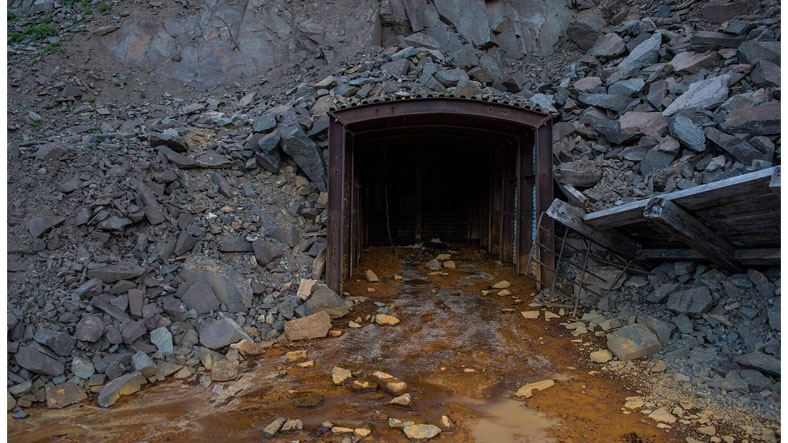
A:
[624,396,644,409]
[698,425,717,436]
[425,260,442,270]
[285,350,308,364]
[331,367,352,385]
[150,327,173,354]
[297,279,317,301]
[293,392,323,408]
[278,418,302,433]
[230,339,269,357]
[651,360,667,373]
[492,280,511,289]
[403,424,441,440]
[521,311,539,319]
[210,359,237,382]
[590,350,612,363]
[45,382,87,409]
[515,379,555,398]
[365,270,379,282]
[648,407,676,424]
[375,314,400,325]
[372,370,407,395]
[355,428,371,437]
[262,417,286,438]
[389,393,413,407]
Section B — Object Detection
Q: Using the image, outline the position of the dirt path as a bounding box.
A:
[8,246,684,442]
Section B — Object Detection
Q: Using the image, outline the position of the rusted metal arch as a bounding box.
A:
[327,97,554,293]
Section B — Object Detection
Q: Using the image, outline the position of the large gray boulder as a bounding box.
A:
[199,318,252,350]
[281,126,327,192]
[666,288,713,314]
[16,343,65,376]
[606,324,663,361]
[305,286,351,319]
[181,255,252,313]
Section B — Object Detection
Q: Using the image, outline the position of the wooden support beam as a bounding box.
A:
[584,167,778,230]
[638,248,780,265]
[546,200,639,259]
[769,166,780,197]
[643,198,740,273]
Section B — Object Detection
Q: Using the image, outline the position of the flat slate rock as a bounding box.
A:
[182,280,221,314]
[199,318,251,350]
[28,216,65,238]
[181,255,252,313]
[304,286,350,319]
[16,342,65,376]
[734,352,780,376]
[97,372,147,408]
[606,324,662,361]
[284,311,331,341]
[666,287,713,314]
[45,382,87,409]
[87,262,145,283]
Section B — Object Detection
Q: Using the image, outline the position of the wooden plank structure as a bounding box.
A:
[547,166,781,268]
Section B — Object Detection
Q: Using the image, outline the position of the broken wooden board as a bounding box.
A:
[584,166,779,230]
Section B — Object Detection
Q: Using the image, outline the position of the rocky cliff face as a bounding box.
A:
[90,0,573,88]
[101,0,382,88]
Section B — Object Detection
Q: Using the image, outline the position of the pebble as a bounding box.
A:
[375,314,400,325]
[515,379,555,398]
[403,424,441,440]
[331,367,352,385]
[590,350,612,363]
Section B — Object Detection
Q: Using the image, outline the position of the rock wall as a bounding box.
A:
[102,0,382,88]
[97,0,571,88]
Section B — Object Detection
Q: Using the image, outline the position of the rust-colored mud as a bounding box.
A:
[8,246,684,442]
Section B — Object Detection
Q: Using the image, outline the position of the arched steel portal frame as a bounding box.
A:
[327,96,555,293]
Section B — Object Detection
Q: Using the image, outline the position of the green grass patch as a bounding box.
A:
[98,1,109,13]
[24,25,57,41]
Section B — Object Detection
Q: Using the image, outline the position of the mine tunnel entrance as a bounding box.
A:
[326,96,555,293]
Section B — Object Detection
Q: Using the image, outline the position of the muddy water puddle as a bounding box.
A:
[9,245,679,442]
[459,397,558,443]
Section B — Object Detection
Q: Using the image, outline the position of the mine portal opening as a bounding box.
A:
[327,97,555,293]
[359,142,500,246]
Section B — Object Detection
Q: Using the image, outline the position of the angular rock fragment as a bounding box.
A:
[284,311,331,341]
[606,324,662,361]
[372,370,407,395]
[199,318,251,350]
[304,286,349,318]
[666,288,713,314]
[662,75,729,117]
[28,216,65,238]
[97,372,147,408]
[45,382,87,409]
[181,255,252,313]
[15,343,65,376]
[182,280,221,314]
[87,262,145,283]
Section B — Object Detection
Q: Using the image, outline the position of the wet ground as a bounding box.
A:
[8,245,684,442]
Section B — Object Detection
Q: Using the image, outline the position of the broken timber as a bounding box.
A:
[643,198,739,272]
[544,166,780,269]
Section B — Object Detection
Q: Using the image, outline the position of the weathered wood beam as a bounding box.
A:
[546,200,639,258]
[557,183,589,210]
[584,166,778,230]
[638,248,780,265]
[643,198,740,272]
[769,165,780,197]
